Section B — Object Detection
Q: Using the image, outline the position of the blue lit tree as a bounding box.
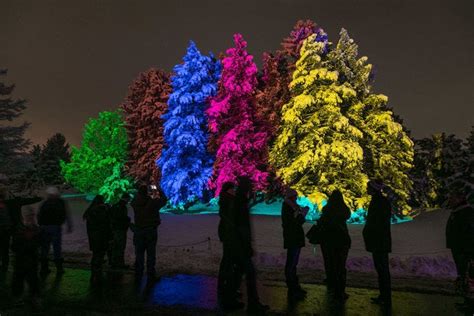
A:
[157,41,221,207]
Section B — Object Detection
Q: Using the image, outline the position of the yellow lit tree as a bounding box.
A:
[270,34,369,211]
[329,29,414,215]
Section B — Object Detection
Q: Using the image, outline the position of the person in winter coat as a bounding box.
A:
[319,190,351,303]
[109,193,131,269]
[83,195,111,284]
[363,180,392,307]
[11,206,41,307]
[217,181,244,311]
[281,188,308,300]
[0,186,12,272]
[231,176,269,314]
[38,186,72,276]
[445,183,474,309]
[2,188,42,271]
[131,185,167,280]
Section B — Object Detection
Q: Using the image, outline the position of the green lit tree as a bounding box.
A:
[61,111,132,203]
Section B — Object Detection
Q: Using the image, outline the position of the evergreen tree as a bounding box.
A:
[38,133,70,185]
[439,133,467,203]
[61,111,132,203]
[121,69,171,185]
[329,29,414,214]
[0,69,31,177]
[270,34,368,210]
[158,41,221,207]
[207,34,268,195]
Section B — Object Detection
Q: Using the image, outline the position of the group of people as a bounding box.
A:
[1,176,473,313]
[0,183,168,307]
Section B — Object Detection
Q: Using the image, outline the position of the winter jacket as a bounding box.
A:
[234,197,253,258]
[38,198,68,226]
[5,196,42,230]
[11,224,41,262]
[218,191,235,243]
[109,201,131,231]
[363,192,392,253]
[131,194,167,229]
[281,200,306,249]
[84,204,111,251]
[319,205,351,249]
[446,205,474,253]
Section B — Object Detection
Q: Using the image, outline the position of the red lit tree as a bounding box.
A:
[121,69,171,185]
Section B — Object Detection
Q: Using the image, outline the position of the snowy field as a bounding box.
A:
[31,197,456,292]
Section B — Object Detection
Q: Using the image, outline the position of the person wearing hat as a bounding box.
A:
[37,186,72,275]
[363,179,392,307]
[281,187,308,301]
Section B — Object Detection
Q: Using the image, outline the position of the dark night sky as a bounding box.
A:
[1,0,473,146]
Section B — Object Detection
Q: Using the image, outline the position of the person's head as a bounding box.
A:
[367,179,384,196]
[285,188,298,203]
[138,185,148,197]
[447,181,468,209]
[220,182,235,196]
[236,176,253,199]
[45,186,60,199]
[120,193,131,203]
[22,206,37,226]
[327,189,345,206]
[92,195,105,206]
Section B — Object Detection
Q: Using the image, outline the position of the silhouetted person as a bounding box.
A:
[38,186,72,276]
[83,195,111,285]
[445,183,474,311]
[281,188,308,301]
[319,190,351,303]
[363,180,392,307]
[131,185,167,281]
[217,182,244,311]
[2,188,42,271]
[109,193,131,269]
[232,176,269,313]
[11,207,41,308]
[0,186,12,272]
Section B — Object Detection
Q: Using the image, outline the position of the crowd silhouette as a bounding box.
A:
[0,176,473,314]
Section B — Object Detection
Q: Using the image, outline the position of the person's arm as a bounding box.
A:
[64,200,73,232]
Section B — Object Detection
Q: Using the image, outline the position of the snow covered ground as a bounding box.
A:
[30,197,456,291]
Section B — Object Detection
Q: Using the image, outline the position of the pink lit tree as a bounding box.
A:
[207,34,268,195]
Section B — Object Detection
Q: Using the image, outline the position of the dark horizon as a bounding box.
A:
[1,0,473,146]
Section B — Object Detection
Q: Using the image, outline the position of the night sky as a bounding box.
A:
[1,0,473,146]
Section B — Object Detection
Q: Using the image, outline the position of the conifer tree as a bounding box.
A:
[121,69,171,185]
[158,42,221,206]
[329,29,414,214]
[0,69,31,177]
[38,133,70,185]
[61,111,132,203]
[207,34,268,195]
[270,34,368,210]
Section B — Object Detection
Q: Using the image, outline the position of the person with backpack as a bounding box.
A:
[38,186,72,275]
[281,188,308,301]
[319,190,351,303]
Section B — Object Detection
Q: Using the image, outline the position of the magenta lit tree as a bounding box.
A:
[207,34,268,195]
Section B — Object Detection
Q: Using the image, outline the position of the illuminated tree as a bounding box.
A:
[121,69,171,185]
[329,29,414,214]
[207,34,268,195]
[61,111,132,203]
[270,34,369,210]
[158,41,221,206]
